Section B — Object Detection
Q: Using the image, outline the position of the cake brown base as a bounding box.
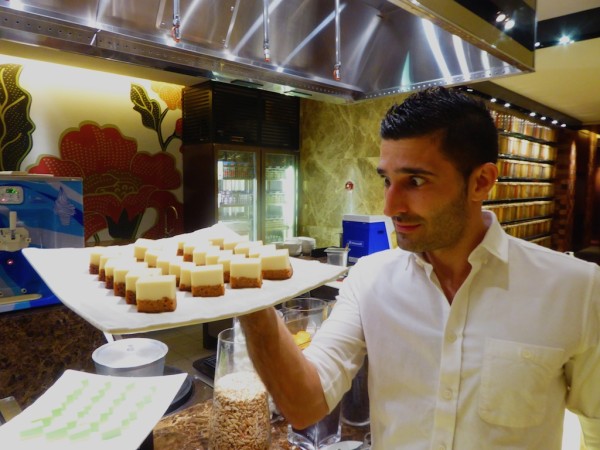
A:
[179,283,191,292]
[114,282,126,297]
[125,290,136,305]
[262,266,293,280]
[105,275,114,290]
[183,254,193,262]
[223,272,230,283]
[230,276,262,289]
[99,269,106,282]
[89,264,99,275]
[191,284,225,297]
[177,249,184,256]
[137,297,177,313]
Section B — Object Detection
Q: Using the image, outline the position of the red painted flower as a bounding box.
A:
[28,123,183,241]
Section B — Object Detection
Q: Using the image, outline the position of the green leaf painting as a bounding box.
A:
[0,64,35,171]
[130,83,181,152]
[131,84,162,132]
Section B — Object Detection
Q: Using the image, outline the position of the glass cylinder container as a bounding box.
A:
[208,327,270,450]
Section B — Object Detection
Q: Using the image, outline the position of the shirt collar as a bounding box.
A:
[471,210,509,265]
[408,210,509,268]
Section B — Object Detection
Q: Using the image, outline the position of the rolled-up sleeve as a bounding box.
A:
[303,268,367,412]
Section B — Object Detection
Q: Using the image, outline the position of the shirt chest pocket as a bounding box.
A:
[478,338,565,428]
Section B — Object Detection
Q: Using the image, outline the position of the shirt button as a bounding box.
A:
[447,332,457,343]
[438,445,447,450]
[521,349,533,359]
[442,389,453,400]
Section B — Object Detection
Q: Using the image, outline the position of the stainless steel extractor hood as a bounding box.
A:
[0,0,536,103]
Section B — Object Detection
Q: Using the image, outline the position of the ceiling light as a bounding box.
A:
[529,112,536,117]
[504,102,511,108]
[496,13,507,23]
[561,124,566,128]
[552,120,558,125]
[504,19,515,31]
[558,35,573,45]
[540,116,547,121]
[535,42,541,48]
[490,98,497,103]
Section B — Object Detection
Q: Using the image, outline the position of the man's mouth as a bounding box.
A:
[392,218,421,234]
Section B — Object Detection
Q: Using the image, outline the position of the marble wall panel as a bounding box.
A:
[0,306,105,408]
[299,94,408,248]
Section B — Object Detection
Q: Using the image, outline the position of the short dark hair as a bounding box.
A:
[380,87,498,179]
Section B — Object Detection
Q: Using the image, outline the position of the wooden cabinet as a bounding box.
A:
[484,108,558,248]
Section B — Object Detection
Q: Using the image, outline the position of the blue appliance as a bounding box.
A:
[342,214,394,263]
[0,174,84,313]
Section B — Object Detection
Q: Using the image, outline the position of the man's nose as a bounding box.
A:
[383,184,408,217]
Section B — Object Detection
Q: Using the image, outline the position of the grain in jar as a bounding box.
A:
[209,371,270,450]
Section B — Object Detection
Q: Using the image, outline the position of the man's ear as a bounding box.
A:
[470,162,498,202]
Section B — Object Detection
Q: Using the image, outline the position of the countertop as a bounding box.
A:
[153,378,369,450]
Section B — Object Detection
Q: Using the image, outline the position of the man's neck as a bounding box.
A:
[422,215,489,304]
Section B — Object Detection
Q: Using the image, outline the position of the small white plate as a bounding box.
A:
[321,441,362,450]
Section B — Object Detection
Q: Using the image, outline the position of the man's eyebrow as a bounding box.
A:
[376,167,436,176]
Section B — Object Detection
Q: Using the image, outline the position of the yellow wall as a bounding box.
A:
[0,52,184,243]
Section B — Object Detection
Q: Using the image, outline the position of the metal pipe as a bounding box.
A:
[172,0,181,43]
[263,0,271,62]
[333,0,341,81]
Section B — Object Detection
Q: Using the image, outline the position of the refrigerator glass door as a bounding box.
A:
[264,152,297,243]
[217,149,258,240]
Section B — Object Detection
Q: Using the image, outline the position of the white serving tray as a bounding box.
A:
[0,369,186,450]
[23,225,346,335]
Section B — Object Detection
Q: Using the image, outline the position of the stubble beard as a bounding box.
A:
[394,189,469,254]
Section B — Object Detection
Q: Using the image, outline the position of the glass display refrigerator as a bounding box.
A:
[262,151,298,243]
[182,144,298,243]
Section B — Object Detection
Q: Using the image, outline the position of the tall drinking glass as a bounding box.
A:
[341,356,370,427]
[281,297,341,450]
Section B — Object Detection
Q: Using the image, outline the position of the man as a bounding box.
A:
[240,87,600,449]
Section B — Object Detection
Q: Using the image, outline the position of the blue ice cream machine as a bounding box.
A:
[342,214,394,263]
[0,174,84,313]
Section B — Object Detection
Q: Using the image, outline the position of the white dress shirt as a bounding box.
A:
[304,211,600,449]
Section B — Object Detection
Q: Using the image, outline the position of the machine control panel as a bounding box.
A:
[0,186,24,205]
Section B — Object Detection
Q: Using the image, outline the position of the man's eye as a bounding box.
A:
[410,176,426,187]
[383,177,391,187]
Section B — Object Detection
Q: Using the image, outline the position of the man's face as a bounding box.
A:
[377,135,471,254]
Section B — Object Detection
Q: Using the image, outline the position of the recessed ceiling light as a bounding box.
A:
[540,116,547,121]
[504,19,516,31]
[504,102,511,108]
[496,13,507,23]
[558,35,573,45]
[529,112,536,117]
[552,120,558,125]
[490,98,497,103]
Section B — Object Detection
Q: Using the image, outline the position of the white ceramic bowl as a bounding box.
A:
[275,240,302,256]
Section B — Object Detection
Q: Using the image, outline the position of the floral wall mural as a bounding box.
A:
[0,54,185,245]
[0,64,35,171]
[28,123,182,242]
